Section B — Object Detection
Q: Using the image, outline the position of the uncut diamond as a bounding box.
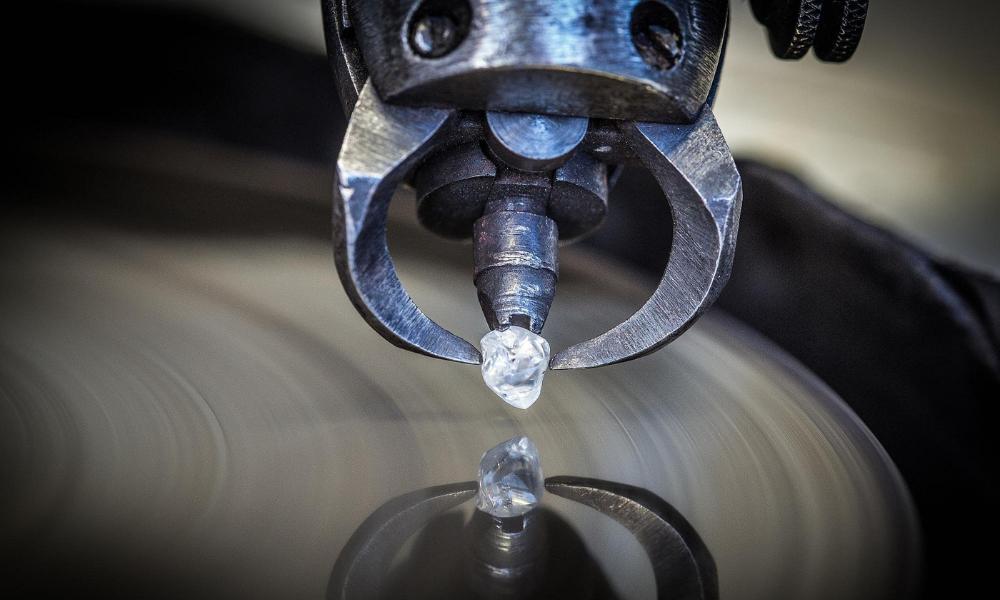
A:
[475,436,544,518]
[480,326,549,409]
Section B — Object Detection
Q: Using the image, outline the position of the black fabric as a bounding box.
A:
[724,163,999,597]
[596,163,1000,598]
[7,3,343,165]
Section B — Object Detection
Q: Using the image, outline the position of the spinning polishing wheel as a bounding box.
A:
[0,178,918,599]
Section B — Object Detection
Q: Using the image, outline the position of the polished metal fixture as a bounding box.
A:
[323,0,867,368]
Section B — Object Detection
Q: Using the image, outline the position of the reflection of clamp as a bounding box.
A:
[333,82,740,369]
[327,477,718,599]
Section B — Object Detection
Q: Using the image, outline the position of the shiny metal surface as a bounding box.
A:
[549,152,610,241]
[0,194,917,598]
[343,0,728,123]
[167,0,1000,271]
[332,82,479,364]
[320,0,366,116]
[551,107,741,368]
[328,0,742,367]
[473,169,559,334]
[485,111,589,173]
[334,82,741,367]
[474,209,560,333]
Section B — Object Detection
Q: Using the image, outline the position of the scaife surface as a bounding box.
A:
[0,200,918,599]
[480,326,550,408]
[475,436,544,518]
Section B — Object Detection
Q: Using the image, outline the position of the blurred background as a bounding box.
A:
[2,1,998,599]
[80,0,1000,270]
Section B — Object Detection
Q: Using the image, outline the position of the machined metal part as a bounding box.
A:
[549,152,610,241]
[339,0,729,124]
[332,82,480,364]
[328,0,741,369]
[550,107,740,369]
[485,111,589,173]
[320,0,366,117]
[332,80,740,367]
[474,170,559,333]
[329,477,718,600]
[474,213,559,333]
[414,142,495,239]
[414,143,609,242]
[325,0,867,115]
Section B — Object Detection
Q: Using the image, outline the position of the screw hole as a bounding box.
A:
[407,0,471,59]
[630,1,684,70]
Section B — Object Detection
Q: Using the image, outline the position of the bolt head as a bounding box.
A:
[410,14,459,58]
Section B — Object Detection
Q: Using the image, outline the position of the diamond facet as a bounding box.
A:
[480,326,549,409]
[475,436,544,518]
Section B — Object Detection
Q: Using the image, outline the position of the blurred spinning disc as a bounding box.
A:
[0,184,917,598]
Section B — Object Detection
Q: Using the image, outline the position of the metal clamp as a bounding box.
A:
[332,82,479,364]
[552,113,741,369]
[333,82,740,369]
